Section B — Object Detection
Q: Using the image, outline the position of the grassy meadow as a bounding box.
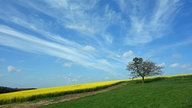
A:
[41,74,192,108]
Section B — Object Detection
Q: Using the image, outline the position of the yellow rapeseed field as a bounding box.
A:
[1,74,191,104]
[0,80,126,104]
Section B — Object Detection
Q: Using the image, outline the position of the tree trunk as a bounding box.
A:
[142,76,145,83]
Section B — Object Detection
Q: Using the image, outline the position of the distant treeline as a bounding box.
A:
[0,86,36,94]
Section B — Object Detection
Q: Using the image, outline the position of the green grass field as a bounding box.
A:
[41,75,192,108]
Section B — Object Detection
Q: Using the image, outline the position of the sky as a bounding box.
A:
[0,0,192,88]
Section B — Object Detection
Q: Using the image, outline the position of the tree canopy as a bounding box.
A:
[127,57,163,83]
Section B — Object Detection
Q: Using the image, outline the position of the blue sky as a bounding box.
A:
[0,0,192,88]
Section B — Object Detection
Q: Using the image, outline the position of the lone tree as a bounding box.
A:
[127,57,163,83]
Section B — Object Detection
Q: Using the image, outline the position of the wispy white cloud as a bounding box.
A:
[0,0,127,76]
[158,62,166,67]
[96,59,113,68]
[107,53,121,59]
[107,52,127,64]
[7,65,21,72]
[0,0,121,66]
[122,50,133,58]
[0,0,184,48]
[82,45,96,51]
[170,63,180,68]
[0,0,185,79]
[117,0,182,45]
[46,0,68,8]
[66,23,96,36]
[13,0,118,45]
[0,25,118,74]
[63,62,73,68]
[170,63,191,70]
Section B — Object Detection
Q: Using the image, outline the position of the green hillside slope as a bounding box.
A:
[41,75,192,108]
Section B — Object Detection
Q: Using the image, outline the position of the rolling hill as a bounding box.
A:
[41,75,192,108]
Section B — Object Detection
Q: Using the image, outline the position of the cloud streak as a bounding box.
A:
[82,45,96,52]
[170,63,180,68]
[18,0,116,45]
[0,0,183,47]
[122,50,133,58]
[63,62,73,68]
[7,65,20,72]
[0,0,185,78]
[118,0,182,45]
[170,63,191,70]
[0,25,118,74]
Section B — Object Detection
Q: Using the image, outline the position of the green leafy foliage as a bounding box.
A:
[127,57,163,83]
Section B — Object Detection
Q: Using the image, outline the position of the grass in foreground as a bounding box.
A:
[0,80,125,104]
[41,75,192,108]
